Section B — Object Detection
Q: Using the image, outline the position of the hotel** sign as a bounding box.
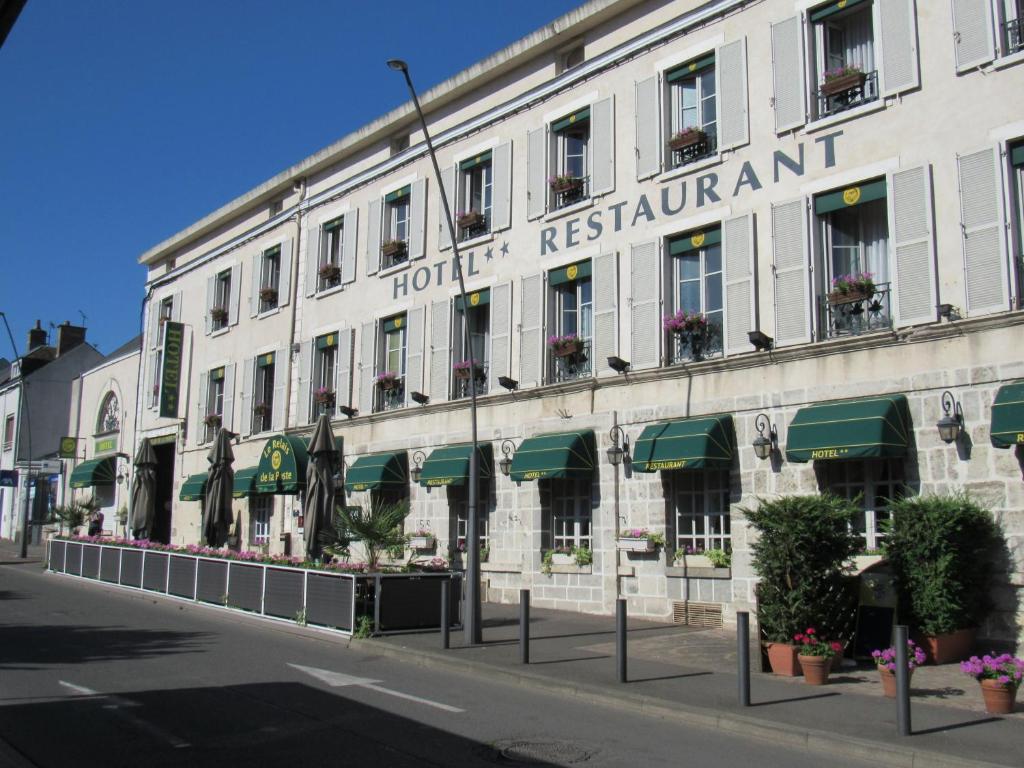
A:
[94,436,117,455]
[159,321,184,419]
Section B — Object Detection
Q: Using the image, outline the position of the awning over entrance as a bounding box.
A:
[786,394,911,463]
[345,451,408,493]
[69,457,116,489]
[418,444,493,487]
[232,466,259,498]
[509,430,596,482]
[255,435,309,494]
[631,415,735,472]
[179,473,208,502]
[990,382,1024,448]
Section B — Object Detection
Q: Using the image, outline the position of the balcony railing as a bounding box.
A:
[667,324,723,364]
[670,132,718,169]
[552,176,589,210]
[381,241,409,270]
[453,365,488,400]
[1004,15,1024,55]
[817,70,879,119]
[821,282,893,339]
[457,213,490,242]
[374,380,405,413]
[550,338,592,383]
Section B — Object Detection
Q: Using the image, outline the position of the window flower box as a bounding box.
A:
[209,306,229,324]
[313,388,335,407]
[409,533,435,550]
[548,175,583,195]
[668,128,706,151]
[375,371,401,391]
[318,263,341,282]
[827,272,875,306]
[452,360,484,380]
[456,210,485,231]
[381,240,407,259]
[616,528,664,553]
[821,67,866,97]
[259,287,278,303]
[547,333,583,358]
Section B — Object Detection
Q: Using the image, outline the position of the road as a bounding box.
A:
[0,560,872,768]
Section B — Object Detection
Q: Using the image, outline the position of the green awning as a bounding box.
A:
[179,473,208,502]
[455,288,490,312]
[69,457,116,489]
[346,451,408,492]
[509,430,596,482]
[255,435,309,494]
[669,228,721,256]
[631,415,735,472]
[815,179,886,215]
[459,151,492,172]
[418,444,493,487]
[552,108,590,133]
[786,395,911,463]
[990,382,1024,448]
[810,0,868,22]
[232,466,259,499]
[549,260,592,286]
[666,54,715,82]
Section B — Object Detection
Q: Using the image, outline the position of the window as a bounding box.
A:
[549,262,592,382]
[666,55,717,168]
[545,478,592,550]
[96,393,119,434]
[159,296,174,326]
[312,334,338,420]
[317,218,343,291]
[453,484,490,553]
[151,350,163,408]
[810,0,879,118]
[250,495,272,546]
[211,269,231,331]
[457,154,493,241]
[259,246,281,312]
[1011,141,1024,306]
[550,109,590,209]
[815,180,891,338]
[252,354,275,434]
[819,459,903,551]
[452,292,490,400]
[1003,0,1024,54]
[558,44,585,73]
[205,367,225,442]
[375,315,406,412]
[667,228,723,363]
[672,469,730,554]
[383,186,411,268]
[3,415,14,451]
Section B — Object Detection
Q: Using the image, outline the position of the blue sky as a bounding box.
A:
[0,0,580,357]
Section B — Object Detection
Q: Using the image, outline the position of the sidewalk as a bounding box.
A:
[0,538,45,565]
[361,602,1023,768]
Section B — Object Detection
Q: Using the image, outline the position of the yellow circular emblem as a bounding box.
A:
[691,232,706,248]
[326,334,334,347]
[689,62,697,72]
[843,187,861,206]
[568,114,576,124]
[61,437,76,454]
[394,317,403,329]
[566,264,578,280]
[271,451,282,471]
[470,292,480,306]
[838,0,847,8]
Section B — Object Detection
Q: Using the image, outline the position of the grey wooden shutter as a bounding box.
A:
[341,209,358,285]
[366,199,382,276]
[249,252,261,317]
[717,38,749,150]
[952,0,995,71]
[272,348,288,431]
[488,281,512,392]
[205,276,215,335]
[147,351,158,410]
[519,273,544,387]
[305,221,320,297]
[771,16,806,133]
[358,321,376,414]
[635,75,660,180]
[408,178,427,261]
[722,213,756,357]
[878,0,919,95]
[240,357,254,437]
[592,251,618,377]
[771,199,812,346]
[278,238,293,307]
[958,147,1009,316]
[335,328,354,414]
[404,306,426,405]
[222,363,236,433]
[148,302,160,350]
[590,96,615,196]
[429,299,450,401]
[492,141,513,232]
[171,292,182,322]
[629,241,661,370]
[526,127,547,220]
[439,165,456,250]
[228,264,241,326]
[296,341,312,426]
[888,164,938,327]
[196,371,209,443]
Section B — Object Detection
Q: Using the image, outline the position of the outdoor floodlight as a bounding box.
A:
[411,391,429,405]
[607,356,630,374]
[498,376,518,391]
[338,405,358,418]
[748,330,773,352]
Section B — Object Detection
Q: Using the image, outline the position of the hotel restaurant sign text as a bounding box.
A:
[159,321,185,420]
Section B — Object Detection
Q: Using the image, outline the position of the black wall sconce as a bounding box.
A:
[409,450,426,483]
[607,425,629,465]
[937,390,964,444]
[752,413,778,460]
[498,439,516,476]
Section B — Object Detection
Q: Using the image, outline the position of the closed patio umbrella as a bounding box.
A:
[203,428,235,547]
[130,438,158,539]
[304,413,339,561]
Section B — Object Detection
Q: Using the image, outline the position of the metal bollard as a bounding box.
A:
[894,624,911,735]
[520,588,530,664]
[737,611,751,706]
[440,578,450,650]
[616,598,627,683]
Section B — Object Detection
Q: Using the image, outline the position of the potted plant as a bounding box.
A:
[318,263,341,282]
[452,359,484,381]
[456,210,485,231]
[313,387,335,408]
[455,540,489,563]
[828,272,875,305]
[209,306,229,324]
[408,530,435,550]
[381,239,407,259]
[259,286,278,303]
[663,310,712,360]
[547,333,584,358]
[794,627,843,685]
[548,174,582,194]
[883,492,999,663]
[375,371,400,391]
[872,640,927,698]
[822,65,866,97]
[744,494,860,676]
[961,654,1024,714]
[668,127,707,150]
[203,412,222,429]
[616,528,664,553]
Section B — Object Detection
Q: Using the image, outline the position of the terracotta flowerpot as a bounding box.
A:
[828,289,872,306]
[800,655,831,686]
[381,241,407,258]
[453,366,482,381]
[668,130,706,150]
[551,340,584,358]
[878,666,914,698]
[822,71,866,96]
[980,679,1018,715]
[457,211,484,230]
[550,178,582,194]
[766,643,802,677]
[920,628,975,664]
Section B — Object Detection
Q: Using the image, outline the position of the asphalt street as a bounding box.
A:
[0,560,876,768]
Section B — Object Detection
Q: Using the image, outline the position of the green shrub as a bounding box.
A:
[883,492,998,636]
[744,494,860,643]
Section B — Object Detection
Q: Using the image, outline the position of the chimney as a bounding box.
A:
[56,321,86,357]
[26,321,47,352]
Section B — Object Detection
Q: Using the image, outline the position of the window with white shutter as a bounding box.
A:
[548,261,593,382]
[375,315,407,413]
[519,274,544,387]
[358,321,375,415]
[635,75,661,180]
[887,165,937,327]
[317,218,344,291]
[771,15,807,133]
[253,245,281,315]
[452,291,489,399]
[404,306,426,406]
[665,228,723,363]
[771,199,812,346]
[664,55,718,170]
[591,251,618,377]
[456,153,493,242]
[722,213,756,357]
[526,128,547,220]
[366,199,382,276]
[312,333,339,420]
[952,0,995,71]
[252,353,276,434]
[277,238,293,307]
[335,328,354,414]
[549,109,591,209]
[296,340,312,426]
[381,186,413,269]
[629,241,662,370]
[1000,1,1024,55]
[958,147,1010,316]
[272,347,288,431]
[808,0,880,119]
[429,299,451,401]
[488,282,513,392]
[240,356,254,437]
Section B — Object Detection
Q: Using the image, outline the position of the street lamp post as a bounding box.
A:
[387,58,482,645]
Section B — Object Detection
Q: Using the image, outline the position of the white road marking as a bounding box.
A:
[58,681,191,748]
[58,681,100,696]
[288,663,465,713]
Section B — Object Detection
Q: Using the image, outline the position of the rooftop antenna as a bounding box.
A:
[78,310,87,327]
[47,321,55,345]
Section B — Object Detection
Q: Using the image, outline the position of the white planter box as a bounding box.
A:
[616,537,656,553]
[550,552,575,565]
[677,554,713,569]
[409,535,435,550]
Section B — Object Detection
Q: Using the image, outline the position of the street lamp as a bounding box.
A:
[752,413,778,460]
[498,440,516,477]
[389,58,483,644]
[410,450,426,484]
[607,425,629,466]
[936,390,963,444]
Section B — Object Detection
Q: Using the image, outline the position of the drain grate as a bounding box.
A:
[491,740,593,765]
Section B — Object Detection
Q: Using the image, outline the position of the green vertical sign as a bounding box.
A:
[159,321,184,419]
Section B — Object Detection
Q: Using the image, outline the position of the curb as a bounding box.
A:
[348,637,1012,768]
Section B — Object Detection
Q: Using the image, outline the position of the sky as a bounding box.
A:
[0,0,581,357]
